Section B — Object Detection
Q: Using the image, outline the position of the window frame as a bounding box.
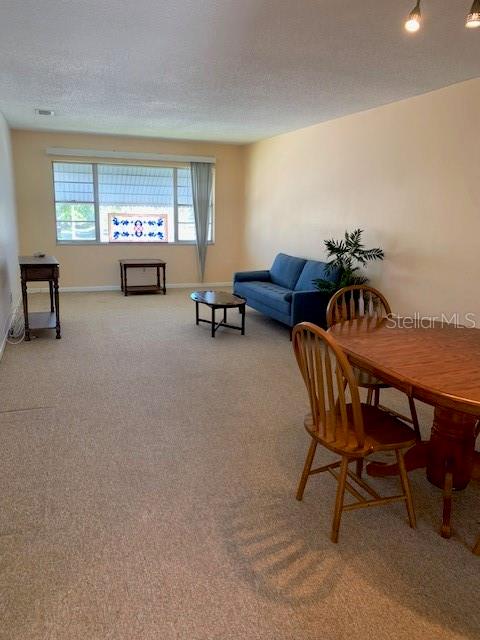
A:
[52,160,215,246]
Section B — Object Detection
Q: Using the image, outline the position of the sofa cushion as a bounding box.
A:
[234,281,292,315]
[295,260,335,291]
[269,253,307,290]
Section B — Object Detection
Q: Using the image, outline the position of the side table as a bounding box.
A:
[19,256,61,341]
[119,259,167,296]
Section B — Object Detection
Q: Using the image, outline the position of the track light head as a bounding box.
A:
[405,1,422,33]
[466,0,480,28]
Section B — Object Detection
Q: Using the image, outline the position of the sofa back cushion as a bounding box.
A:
[270,253,307,290]
[294,260,335,291]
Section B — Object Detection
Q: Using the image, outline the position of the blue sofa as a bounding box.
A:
[233,253,336,329]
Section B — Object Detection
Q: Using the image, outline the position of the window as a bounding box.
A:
[53,162,214,243]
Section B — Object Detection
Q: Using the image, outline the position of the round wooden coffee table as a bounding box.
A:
[190,291,246,338]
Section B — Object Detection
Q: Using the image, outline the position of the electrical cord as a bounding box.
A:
[7,307,25,344]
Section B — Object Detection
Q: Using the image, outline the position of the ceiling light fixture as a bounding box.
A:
[404,1,480,32]
[466,0,480,28]
[35,108,55,116]
[405,0,422,32]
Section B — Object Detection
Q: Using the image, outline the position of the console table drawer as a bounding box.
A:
[21,265,58,281]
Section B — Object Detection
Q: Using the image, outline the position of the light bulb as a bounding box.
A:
[466,14,480,27]
[405,17,421,32]
[466,0,480,28]
[405,1,421,33]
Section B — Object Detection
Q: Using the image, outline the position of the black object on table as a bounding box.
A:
[19,255,61,341]
[119,259,166,296]
[190,290,246,338]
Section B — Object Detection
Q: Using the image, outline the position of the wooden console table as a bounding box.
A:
[119,259,166,296]
[19,256,61,341]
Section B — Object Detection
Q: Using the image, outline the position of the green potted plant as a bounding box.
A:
[314,229,384,294]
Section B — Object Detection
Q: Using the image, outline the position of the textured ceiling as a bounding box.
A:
[0,0,478,143]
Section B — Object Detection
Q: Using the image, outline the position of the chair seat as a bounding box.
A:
[353,366,389,389]
[304,403,416,457]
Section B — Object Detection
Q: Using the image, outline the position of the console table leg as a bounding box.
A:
[163,265,166,294]
[241,305,245,335]
[195,302,199,325]
[54,277,61,339]
[124,267,128,296]
[21,279,30,341]
[49,281,54,312]
[211,307,215,338]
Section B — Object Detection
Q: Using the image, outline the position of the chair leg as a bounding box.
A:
[355,459,364,478]
[366,388,374,405]
[374,387,380,406]
[408,396,422,440]
[473,535,480,555]
[331,456,349,543]
[296,438,317,501]
[396,449,416,528]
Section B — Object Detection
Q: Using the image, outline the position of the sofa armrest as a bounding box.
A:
[291,290,332,329]
[233,270,271,283]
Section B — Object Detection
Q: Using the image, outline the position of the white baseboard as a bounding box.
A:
[0,295,21,361]
[26,282,232,293]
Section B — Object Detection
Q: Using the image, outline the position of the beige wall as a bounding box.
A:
[243,78,480,322]
[0,112,20,353]
[12,130,245,288]
[11,78,480,319]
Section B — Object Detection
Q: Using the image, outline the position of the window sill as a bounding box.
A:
[56,241,215,246]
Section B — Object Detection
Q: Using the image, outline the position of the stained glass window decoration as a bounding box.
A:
[108,213,168,242]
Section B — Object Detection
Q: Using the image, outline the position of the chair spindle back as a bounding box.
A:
[292,322,365,450]
[326,285,391,328]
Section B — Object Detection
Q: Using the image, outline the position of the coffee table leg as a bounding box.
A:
[223,307,227,324]
[211,307,215,338]
[163,265,166,295]
[241,305,245,335]
[157,266,160,291]
[195,302,199,325]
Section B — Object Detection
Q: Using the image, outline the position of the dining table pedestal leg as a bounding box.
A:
[427,406,479,538]
[367,406,479,538]
[427,406,478,490]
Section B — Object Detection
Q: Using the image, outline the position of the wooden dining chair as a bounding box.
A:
[293,322,416,543]
[473,536,480,555]
[326,285,421,440]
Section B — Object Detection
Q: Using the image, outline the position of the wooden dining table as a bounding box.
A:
[329,316,480,538]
